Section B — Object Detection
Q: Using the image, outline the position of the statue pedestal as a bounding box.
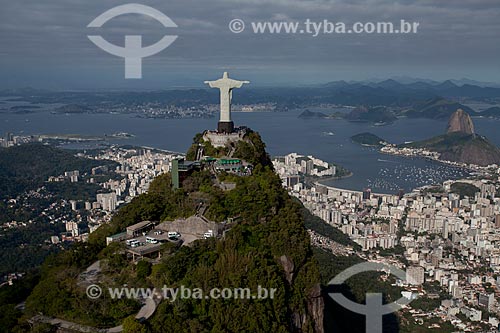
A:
[203,127,246,148]
[217,121,234,133]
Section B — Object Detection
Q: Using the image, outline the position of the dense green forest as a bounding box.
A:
[0,272,41,333]
[18,132,325,332]
[0,144,118,276]
[450,182,480,198]
[0,220,64,276]
[4,133,406,332]
[350,132,387,147]
[0,143,117,199]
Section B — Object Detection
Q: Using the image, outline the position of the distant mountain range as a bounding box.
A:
[345,106,397,124]
[2,80,500,122]
[478,106,500,118]
[361,77,500,88]
[403,97,475,120]
[301,97,489,124]
[298,110,328,119]
[340,96,499,123]
[320,79,500,99]
[318,79,500,99]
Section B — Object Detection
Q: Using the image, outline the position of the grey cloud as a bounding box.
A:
[0,0,499,88]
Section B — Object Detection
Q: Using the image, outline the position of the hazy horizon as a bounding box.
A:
[2,76,500,92]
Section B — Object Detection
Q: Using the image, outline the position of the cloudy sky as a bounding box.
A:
[0,0,499,89]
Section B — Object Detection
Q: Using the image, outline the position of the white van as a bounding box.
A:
[126,239,137,246]
[204,230,214,239]
[146,236,158,244]
[168,231,180,239]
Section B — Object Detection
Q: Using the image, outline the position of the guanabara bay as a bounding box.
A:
[3,2,500,332]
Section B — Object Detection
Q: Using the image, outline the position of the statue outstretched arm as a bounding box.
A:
[204,80,218,88]
[231,80,250,89]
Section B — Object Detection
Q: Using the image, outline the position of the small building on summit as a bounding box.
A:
[171,158,200,189]
[214,158,251,174]
[126,220,156,237]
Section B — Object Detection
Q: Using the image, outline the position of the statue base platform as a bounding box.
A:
[203,126,247,148]
[217,121,234,133]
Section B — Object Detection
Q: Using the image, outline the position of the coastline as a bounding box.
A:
[314,179,396,197]
[379,149,488,174]
[323,171,354,181]
[304,171,353,184]
[305,171,354,189]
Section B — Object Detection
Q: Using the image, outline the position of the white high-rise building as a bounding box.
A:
[97,193,117,212]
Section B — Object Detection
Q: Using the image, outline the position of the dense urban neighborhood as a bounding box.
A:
[274,152,500,331]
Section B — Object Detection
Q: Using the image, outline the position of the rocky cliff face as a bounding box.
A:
[405,108,500,166]
[447,109,475,134]
[442,109,500,166]
[291,284,324,333]
[280,254,325,333]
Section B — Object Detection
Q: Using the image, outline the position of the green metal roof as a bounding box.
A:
[218,159,241,164]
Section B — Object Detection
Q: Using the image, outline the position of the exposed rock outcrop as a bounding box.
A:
[307,284,325,333]
[279,254,295,284]
[447,109,475,135]
[291,284,324,333]
[403,109,500,166]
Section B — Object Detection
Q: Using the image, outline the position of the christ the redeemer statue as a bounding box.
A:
[205,72,250,133]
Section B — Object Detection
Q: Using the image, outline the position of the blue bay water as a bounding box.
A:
[1,105,499,194]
